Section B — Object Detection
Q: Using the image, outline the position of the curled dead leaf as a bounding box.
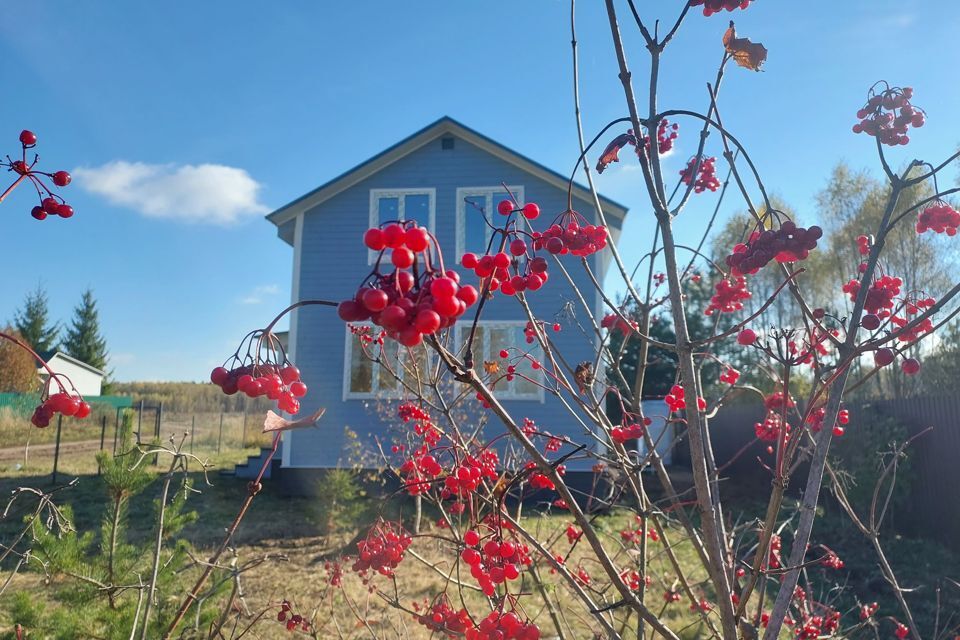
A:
[596,131,637,174]
[482,360,500,374]
[263,407,326,433]
[722,21,767,71]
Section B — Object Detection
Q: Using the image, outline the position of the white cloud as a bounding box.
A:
[73,160,269,225]
[239,284,281,305]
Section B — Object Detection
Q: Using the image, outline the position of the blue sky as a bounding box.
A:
[1,1,957,382]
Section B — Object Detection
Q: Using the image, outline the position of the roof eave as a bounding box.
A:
[265,117,629,229]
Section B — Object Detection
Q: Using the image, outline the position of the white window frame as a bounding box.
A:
[342,324,435,400]
[455,320,544,402]
[368,188,436,264]
[455,186,524,258]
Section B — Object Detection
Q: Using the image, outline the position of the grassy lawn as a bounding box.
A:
[0,447,957,639]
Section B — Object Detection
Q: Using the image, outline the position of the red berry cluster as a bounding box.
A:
[532,210,608,257]
[210,331,306,414]
[856,234,872,255]
[31,391,92,428]
[690,0,753,16]
[650,120,679,154]
[820,548,844,570]
[794,611,840,640]
[352,520,412,579]
[467,611,540,640]
[398,450,443,496]
[719,366,740,385]
[610,417,649,444]
[806,406,850,437]
[565,524,583,544]
[276,601,310,632]
[620,516,658,545]
[859,602,879,620]
[853,85,924,146]
[601,312,638,335]
[414,596,471,638]
[894,622,910,639]
[916,202,960,236]
[705,276,751,315]
[754,413,788,442]
[679,156,720,193]
[842,274,901,315]
[461,251,548,297]
[339,221,479,346]
[3,130,75,220]
[664,384,706,413]
[439,451,499,499]
[725,221,823,277]
[764,391,795,412]
[460,529,529,596]
[663,590,682,603]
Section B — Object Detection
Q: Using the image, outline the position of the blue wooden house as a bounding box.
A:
[263,117,632,489]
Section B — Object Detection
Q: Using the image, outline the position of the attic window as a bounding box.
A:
[441,136,455,150]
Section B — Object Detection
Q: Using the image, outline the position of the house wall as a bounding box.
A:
[43,357,103,396]
[285,133,626,472]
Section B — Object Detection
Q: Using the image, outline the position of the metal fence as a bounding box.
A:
[703,395,960,550]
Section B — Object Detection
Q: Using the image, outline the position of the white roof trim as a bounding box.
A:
[266,119,628,229]
[39,351,106,377]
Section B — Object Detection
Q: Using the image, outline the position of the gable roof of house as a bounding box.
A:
[37,350,106,377]
[266,116,629,234]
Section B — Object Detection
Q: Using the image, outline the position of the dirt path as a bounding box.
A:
[0,440,104,462]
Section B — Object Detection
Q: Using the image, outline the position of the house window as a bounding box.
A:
[369,189,436,263]
[456,186,524,257]
[458,321,542,401]
[343,326,433,399]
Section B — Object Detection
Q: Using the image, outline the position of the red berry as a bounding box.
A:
[31,206,47,221]
[19,130,37,146]
[382,223,406,248]
[901,358,921,375]
[874,348,895,367]
[337,300,367,322]
[280,365,301,384]
[74,401,91,419]
[52,171,71,187]
[522,202,540,219]
[464,530,480,547]
[430,277,457,299]
[456,285,479,306]
[861,314,881,331]
[210,367,230,386]
[391,247,414,268]
[364,228,386,250]
[414,309,441,334]
[41,197,58,213]
[461,252,479,269]
[404,226,430,253]
[509,239,527,256]
[497,199,514,216]
[737,328,757,345]
[56,204,74,218]
[362,289,389,312]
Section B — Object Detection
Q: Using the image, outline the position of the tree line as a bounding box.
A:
[0,285,110,393]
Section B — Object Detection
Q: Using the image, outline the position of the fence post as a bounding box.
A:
[51,415,63,485]
[113,407,121,454]
[153,401,163,465]
[136,399,144,444]
[97,415,107,476]
[190,415,195,455]
[217,412,224,455]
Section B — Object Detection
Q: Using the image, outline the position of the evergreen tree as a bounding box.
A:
[12,284,59,353]
[62,289,109,371]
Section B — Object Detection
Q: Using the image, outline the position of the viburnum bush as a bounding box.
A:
[7,3,960,640]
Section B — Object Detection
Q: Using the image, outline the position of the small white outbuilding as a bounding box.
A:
[37,351,104,397]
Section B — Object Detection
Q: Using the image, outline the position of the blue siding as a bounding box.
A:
[288,133,624,470]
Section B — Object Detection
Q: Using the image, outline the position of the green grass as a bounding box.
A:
[0,450,957,639]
